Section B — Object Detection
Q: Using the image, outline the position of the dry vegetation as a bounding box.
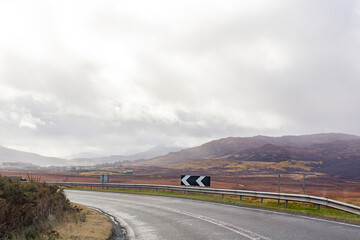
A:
[0,176,112,240]
[51,203,113,240]
[168,158,320,173]
[0,176,71,239]
[2,166,359,203]
[79,171,117,176]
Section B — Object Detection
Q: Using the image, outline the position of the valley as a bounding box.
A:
[1,133,360,205]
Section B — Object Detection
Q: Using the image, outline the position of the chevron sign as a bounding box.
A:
[181,175,211,187]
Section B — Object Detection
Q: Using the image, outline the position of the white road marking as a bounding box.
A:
[69,191,271,240]
[67,190,360,230]
[157,205,272,240]
[202,200,360,229]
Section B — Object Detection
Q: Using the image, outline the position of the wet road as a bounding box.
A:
[66,190,360,240]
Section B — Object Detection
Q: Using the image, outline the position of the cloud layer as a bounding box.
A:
[0,0,359,157]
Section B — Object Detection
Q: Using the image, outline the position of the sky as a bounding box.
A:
[0,0,360,157]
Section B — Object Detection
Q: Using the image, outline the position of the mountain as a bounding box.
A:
[306,139,360,177]
[72,145,182,165]
[130,145,183,160]
[137,133,360,179]
[142,133,360,166]
[0,145,68,167]
[227,144,313,163]
[65,152,108,160]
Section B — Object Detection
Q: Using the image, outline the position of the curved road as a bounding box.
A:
[66,190,360,240]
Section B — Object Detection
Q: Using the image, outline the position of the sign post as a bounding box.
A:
[278,174,281,205]
[302,174,306,206]
[303,174,306,194]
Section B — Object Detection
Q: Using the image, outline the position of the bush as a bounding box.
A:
[0,175,72,239]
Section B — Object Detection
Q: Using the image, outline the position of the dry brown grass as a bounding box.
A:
[52,203,113,240]
[331,197,360,206]
[79,171,116,176]
[2,168,359,202]
[169,159,319,172]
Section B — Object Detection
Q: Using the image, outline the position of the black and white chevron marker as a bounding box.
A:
[181,175,211,187]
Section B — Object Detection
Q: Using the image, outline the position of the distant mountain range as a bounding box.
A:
[2,133,360,179]
[0,145,68,167]
[64,152,108,160]
[72,145,183,165]
[137,133,360,179]
[0,145,182,167]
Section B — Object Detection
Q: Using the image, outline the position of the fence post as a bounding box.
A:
[278,174,281,205]
[260,198,263,204]
[240,195,242,201]
[286,200,288,207]
[303,174,306,194]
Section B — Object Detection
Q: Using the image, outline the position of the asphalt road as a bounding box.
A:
[66,190,360,240]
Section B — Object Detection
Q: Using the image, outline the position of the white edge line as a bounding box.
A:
[80,192,270,240]
[66,189,360,229]
[207,200,360,229]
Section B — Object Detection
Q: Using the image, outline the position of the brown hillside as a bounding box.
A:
[228,144,317,163]
[135,133,360,179]
[141,133,359,166]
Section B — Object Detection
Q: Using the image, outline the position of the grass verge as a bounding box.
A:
[65,186,360,225]
[50,203,113,240]
[9,203,113,240]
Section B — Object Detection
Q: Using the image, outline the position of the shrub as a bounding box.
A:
[0,175,72,239]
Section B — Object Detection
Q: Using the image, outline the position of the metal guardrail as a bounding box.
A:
[48,182,360,216]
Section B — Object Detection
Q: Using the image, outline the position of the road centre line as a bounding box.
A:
[71,191,271,240]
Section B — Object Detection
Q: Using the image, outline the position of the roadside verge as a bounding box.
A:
[51,203,114,240]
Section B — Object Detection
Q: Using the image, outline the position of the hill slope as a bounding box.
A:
[73,145,182,165]
[143,133,359,166]
[136,133,360,179]
[0,145,67,167]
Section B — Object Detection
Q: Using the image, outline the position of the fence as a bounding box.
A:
[47,182,360,216]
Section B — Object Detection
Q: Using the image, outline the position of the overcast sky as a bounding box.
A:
[0,0,360,157]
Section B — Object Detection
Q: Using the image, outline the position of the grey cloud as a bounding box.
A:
[1,0,360,156]
[2,55,101,112]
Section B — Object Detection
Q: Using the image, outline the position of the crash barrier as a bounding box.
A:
[47,182,360,215]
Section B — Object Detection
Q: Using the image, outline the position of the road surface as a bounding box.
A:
[66,190,360,240]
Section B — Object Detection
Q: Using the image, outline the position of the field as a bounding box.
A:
[1,166,360,206]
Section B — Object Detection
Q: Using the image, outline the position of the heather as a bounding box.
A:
[0,176,71,239]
